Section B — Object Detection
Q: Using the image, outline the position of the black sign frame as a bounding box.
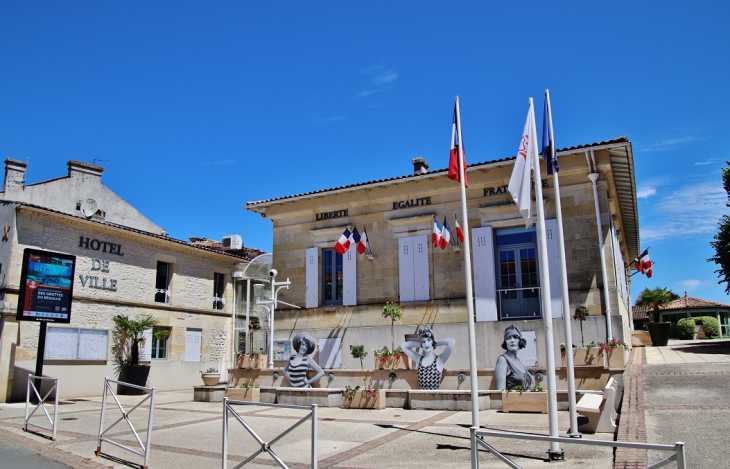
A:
[16,248,77,324]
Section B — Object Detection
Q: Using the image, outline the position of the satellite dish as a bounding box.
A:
[81,198,99,218]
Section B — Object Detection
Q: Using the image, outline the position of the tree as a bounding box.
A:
[381,302,402,350]
[349,345,368,369]
[635,287,679,323]
[709,160,730,293]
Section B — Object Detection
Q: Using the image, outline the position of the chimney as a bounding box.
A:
[3,158,27,193]
[412,157,429,175]
[67,160,104,181]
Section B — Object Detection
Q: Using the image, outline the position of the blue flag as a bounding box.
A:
[541,97,559,174]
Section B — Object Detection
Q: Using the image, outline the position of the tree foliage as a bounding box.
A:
[111,314,167,367]
[709,160,730,293]
[635,287,679,323]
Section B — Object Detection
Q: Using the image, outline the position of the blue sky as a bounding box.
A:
[2,2,729,305]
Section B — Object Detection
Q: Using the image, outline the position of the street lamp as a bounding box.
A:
[254,270,292,369]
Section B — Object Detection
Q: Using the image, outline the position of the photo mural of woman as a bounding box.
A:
[283,332,324,388]
[494,324,533,390]
[401,326,455,390]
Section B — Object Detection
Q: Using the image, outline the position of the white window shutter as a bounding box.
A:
[413,235,430,301]
[472,226,498,322]
[343,248,357,306]
[185,329,202,362]
[141,329,153,361]
[318,337,342,368]
[305,247,319,308]
[517,330,537,367]
[398,237,415,302]
[545,219,563,318]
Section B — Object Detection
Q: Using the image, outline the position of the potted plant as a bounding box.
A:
[201,368,220,386]
[381,302,403,351]
[111,314,169,395]
[598,339,630,368]
[635,287,679,346]
[349,344,368,369]
[373,346,408,370]
[343,385,385,409]
[501,384,547,413]
[225,383,260,402]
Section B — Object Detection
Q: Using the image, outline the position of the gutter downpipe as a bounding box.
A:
[587,149,613,340]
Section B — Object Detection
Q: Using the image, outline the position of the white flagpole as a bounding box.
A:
[546,89,580,437]
[454,96,480,429]
[529,98,562,457]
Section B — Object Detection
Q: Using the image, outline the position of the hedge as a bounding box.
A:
[695,316,720,337]
[676,318,696,340]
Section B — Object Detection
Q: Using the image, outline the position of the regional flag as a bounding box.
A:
[433,218,443,247]
[448,104,468,187]
[334,228,351,254]
[634,249,652,278]
[541,95,559,175]
[440,217,451,249]
[454,215,464,243]
[357,229,368,254]
[508,102,536,228]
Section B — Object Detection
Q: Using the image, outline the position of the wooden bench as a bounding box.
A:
[576,377,618,433]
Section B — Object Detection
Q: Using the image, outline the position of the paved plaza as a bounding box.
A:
[1,339,728,468]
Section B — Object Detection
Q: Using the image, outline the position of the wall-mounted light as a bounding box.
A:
[534,372,545,382]
[327,373,335,382]
[389,372,397,381]
[457,372,467,382]
[272,372,280,380]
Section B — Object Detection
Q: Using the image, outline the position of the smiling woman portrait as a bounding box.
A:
[494,324,533,390]
[401,326,455,390]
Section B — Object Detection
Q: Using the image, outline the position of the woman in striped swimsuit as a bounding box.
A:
[401,326,455,390]
[284,332,324,388]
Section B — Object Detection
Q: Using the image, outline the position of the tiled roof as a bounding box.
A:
[632,294,730,321]
[245,137,630,206]
[6,201,265,261]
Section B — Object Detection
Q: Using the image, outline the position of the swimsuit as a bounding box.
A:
[287,357,309,387]
[418,356,442,390]
[503,355,532,390]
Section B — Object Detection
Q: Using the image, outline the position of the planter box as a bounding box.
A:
[374,355,410,370]
[601,348,628,368]
[201,373,221,386]
[237,354,268,370]
[501,390,547,413]
[224,387,261,402]
[344,389,386,409]
[562,348,602,367]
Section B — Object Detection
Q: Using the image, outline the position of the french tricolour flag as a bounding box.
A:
[433,218,443,247]
[454,215,464,243]
[334,228,351,254]
[348,227,361,252]
[440,217,451,249]
[357,229,368,254]
[448,104,468,187]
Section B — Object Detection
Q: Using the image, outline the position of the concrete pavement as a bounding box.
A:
[1,339,727,468]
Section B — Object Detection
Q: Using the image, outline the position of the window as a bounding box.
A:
[398,235,429,302]
[496,227,540,319]
[213,272,225,310]
[322,248,343,305]
[151,327,170,360]
[155,261,171,303]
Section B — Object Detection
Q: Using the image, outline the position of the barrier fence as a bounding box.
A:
[470,427,686,469]
[222,397,318,469]
[24,375,59,440]
[96,377,156,469]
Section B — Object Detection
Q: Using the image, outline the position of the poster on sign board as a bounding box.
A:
[16,248,76,323]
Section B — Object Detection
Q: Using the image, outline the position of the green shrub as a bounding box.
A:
[676,318,696,340]
[695,316,720,337]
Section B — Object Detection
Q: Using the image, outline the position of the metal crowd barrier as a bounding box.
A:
[470,427,686,469]
[96,377,156,469]
[222,397,318,469]
[24,375,59,440]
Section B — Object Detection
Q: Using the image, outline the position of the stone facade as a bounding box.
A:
[246,138,637,372]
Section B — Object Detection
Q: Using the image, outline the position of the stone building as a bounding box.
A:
[245,137,638,371]
[0,159,262,401]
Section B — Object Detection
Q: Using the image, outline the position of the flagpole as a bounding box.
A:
[529,97,562,457]
[546,89,580,437]
[454,96,480,429]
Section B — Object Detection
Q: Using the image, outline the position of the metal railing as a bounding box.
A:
[222,397,318,469]
[470,427,686,469]
[497,286,541,319]
[96,377,156,469]
[24,375,59,440]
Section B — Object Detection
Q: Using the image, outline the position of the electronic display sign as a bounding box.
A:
[16,249,76,323]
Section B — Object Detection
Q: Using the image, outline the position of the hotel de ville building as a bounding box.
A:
[245,137,638,371]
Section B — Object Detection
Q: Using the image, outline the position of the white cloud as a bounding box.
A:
[640,182,727,241]
[694,159,715,166]
[636,186,656,198]
[373,70,398,85]
[638,136,695,152]
[677,279,706,289]
[355,66,398,101]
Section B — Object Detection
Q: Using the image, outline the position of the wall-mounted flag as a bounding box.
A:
[334,228,352,254]
[454,215,465,243]
[634,248,653,278]
[357,229,368,254]
[440,217,451,250]
[433,218,443,247]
